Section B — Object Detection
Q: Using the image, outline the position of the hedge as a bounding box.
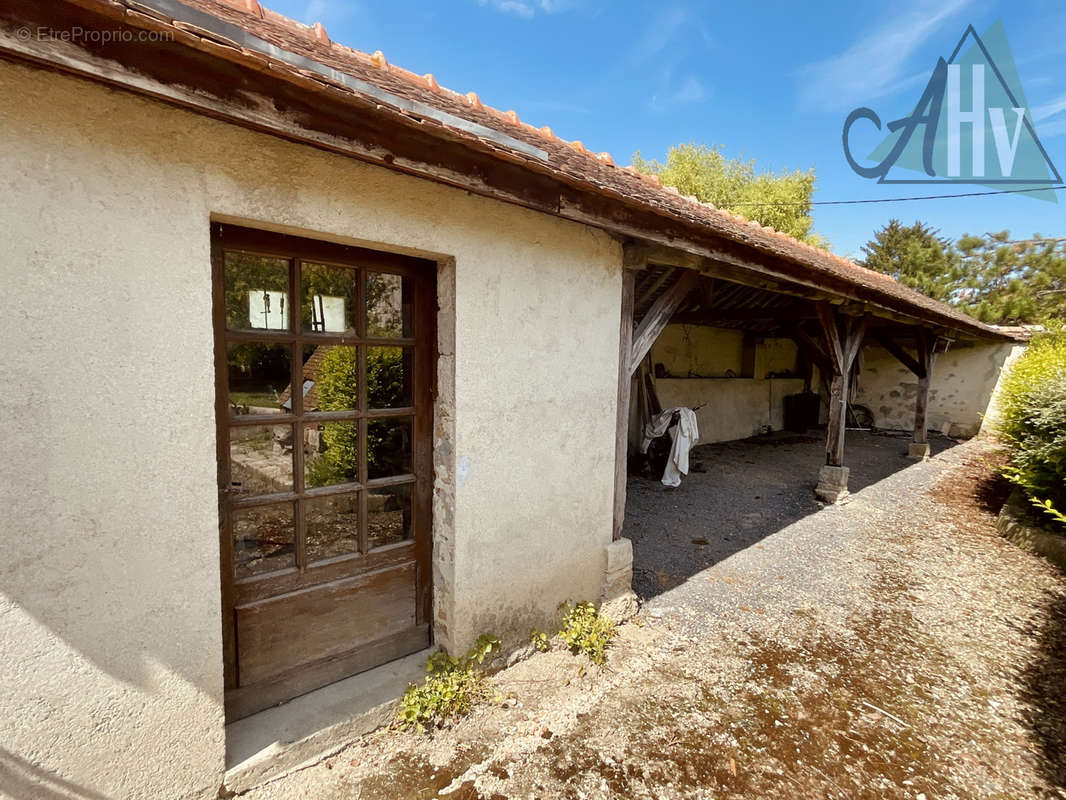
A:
[997,329,1066,529]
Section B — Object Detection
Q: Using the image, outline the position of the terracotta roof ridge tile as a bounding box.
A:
[150,0,995,336]
[190,0,627,164]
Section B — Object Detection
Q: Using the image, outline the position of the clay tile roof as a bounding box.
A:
[95,0,1012,340]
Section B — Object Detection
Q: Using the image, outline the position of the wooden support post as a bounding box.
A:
[628,269,699,374]
[815,305,866,502]
[910,332,938,458]
[825,373,847,467]
[613,269,636,540]
[873,330,938,459]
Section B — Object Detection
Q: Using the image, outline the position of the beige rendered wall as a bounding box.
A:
[650,325,804,443]
[854,340,1021,438]
[0,62,620,800]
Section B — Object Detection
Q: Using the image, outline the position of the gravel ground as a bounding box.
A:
[241,435,1066,800]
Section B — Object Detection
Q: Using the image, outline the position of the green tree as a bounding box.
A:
[861,220,962,302]
[954,232,1066,325]
[631,142,824,245]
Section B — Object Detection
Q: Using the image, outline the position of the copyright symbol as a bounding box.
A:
[15,27,32,41]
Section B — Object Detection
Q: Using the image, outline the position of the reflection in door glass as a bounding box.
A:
[368,418,412,479]
[367,347,412,409]
[302,263,357,334]
[301,345,358,413]
[224,254,290,331]
[368,484,412,549]
[227,342,291,415]
[305,493,360,563]
[233,503,295,578]
[366,272,411,338]
[229,424,294,497]
[305,421,359,488]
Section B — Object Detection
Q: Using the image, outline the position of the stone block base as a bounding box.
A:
[908,442,931,460]
[601,537,635,618]
[815,465,850,504]
[997,489,1066,570]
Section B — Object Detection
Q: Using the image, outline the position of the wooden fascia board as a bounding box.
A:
[0,3,1018,342]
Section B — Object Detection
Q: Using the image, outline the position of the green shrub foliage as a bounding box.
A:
[559,602,616,665]
[998,330,1066,528]
[397,635,500,731]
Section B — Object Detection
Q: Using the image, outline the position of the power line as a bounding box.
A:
[728,184,1066,207]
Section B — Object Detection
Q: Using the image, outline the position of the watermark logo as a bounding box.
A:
[842,22,1060,200]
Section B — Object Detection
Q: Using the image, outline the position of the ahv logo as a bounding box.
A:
[842,22,1061,200]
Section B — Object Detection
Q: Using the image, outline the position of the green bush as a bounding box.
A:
[397,635,500,731]
[559,602,616,665]
[998,329,1066,529]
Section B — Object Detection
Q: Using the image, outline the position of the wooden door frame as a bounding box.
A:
[211,223,436,719]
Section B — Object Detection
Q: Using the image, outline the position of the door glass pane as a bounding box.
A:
[301,262,358,335]
[304,421,359,488]
[224,253,290,331]
[368,418,412,479]
[367,347,413,409]
[366,272,411,338]
[233,503,295,578]
[305,493,360,563]
[230,424,294,497]
[368,484,412,550]
[227,342,291,415]
[302,345,358,413]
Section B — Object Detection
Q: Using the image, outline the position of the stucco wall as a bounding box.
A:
[649,325,803,443]
[656,378,807,443]
[854,341,1020,438]
[0,61,620,800]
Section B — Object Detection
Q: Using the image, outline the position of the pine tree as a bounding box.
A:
[861,220,962,303]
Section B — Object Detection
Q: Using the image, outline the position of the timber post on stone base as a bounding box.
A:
[613,256,699,540]
[612,269,636,541]
[813,304,866,503]
[874,330,941,460]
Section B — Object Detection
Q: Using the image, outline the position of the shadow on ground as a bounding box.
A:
[1024,583,1066,791]
[624,428,959,599]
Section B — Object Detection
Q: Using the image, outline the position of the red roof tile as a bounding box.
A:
[56,0,1015,339]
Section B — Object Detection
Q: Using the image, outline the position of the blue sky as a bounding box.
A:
[267,0,1065,258]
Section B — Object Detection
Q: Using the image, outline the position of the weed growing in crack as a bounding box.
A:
[560,602,616,665]
[397,634,500,731]
[529,629,551,652]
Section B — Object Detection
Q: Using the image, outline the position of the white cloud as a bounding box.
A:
[478,0,574,18]
[648,73,709,113]
[300,0,356,26]
[796,0,971,111]
[1035,116,1066,139]
[1032,93,1066,122]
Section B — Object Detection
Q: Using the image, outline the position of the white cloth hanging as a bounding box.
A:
[641,407,699,487]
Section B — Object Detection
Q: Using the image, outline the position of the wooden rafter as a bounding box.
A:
[628,269,699,375]
[875,333,926,378]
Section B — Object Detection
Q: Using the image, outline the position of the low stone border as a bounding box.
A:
[997,488,1066,571]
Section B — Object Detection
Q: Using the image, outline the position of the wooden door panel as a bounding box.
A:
[235,563,417,685]
[232,539,416,606]
[213,224,436,720]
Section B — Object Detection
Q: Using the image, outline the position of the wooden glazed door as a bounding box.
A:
[212,224,434,720]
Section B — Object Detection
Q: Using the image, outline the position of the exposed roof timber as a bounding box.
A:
[674,305,817,324]
[624,242,974,339]
[155,0,550,159]
[0,0,1017,342]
